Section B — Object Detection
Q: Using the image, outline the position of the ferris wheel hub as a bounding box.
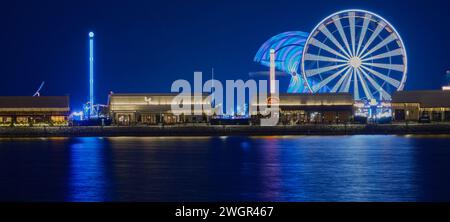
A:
[349,57,362,68]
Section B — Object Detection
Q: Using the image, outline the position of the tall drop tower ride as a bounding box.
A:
[89,32,95,117]
[269,49,276,95]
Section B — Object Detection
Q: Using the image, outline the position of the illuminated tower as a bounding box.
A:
[443,70,450,91]
[269,49,276,95]
[446,70,450,85]
[89,32,95,117]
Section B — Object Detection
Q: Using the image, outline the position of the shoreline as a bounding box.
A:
[1,124,450,137]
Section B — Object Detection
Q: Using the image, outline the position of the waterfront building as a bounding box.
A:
[391,90,450,122]
[0,96,70,126]
[108,93,211,125]
[251,93,354,125]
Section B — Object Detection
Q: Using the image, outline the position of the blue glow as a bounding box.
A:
[254,31,309,73]
[254,31,311,93]
[70,111,84,121]
[68,137,107,201]
[89,32,94,117]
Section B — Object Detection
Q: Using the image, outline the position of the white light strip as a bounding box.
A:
[304,53,347,63]
[318,24,352,58]
[310,38,349,60]
[341,69,353,92]
[312,66,350,92]
[331,68,352,92]
[357,21,386,57]
[360,65,401,88]
[353,68,359,99]
[363,62,404,72]
[360,33,397,59]
[356,68,373,100]
[359,67,391,100]
[349,12,356,56]
[332,15,352,57]
[356,14,371,56]
[305,63,347,77]
[362,48,403,61]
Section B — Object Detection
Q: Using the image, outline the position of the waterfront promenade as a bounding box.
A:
[1,123,450,137]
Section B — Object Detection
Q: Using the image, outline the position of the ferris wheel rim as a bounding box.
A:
[301,9,408,100]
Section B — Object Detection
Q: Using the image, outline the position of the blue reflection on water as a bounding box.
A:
[267,135,418,201]
[67,137,109,202]
[1,135,450,201]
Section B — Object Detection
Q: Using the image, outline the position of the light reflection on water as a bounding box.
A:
[68,137,109,202]
[0,135,450,201]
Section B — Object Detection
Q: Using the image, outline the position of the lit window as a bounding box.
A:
[51,116,66,122]
[16,117,29,123]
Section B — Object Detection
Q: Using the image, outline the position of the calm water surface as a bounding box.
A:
[0,135,449,202]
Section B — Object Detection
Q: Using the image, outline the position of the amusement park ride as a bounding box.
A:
[255,9,408,122]
[71,32,110,125]
[443,70,450,91]
[74,9,410,124]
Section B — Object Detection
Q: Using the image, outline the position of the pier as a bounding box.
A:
[1,123,450,137]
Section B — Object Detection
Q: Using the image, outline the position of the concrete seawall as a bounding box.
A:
[1,124,450,137]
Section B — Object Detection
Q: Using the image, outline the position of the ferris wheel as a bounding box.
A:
[301,9,407,101]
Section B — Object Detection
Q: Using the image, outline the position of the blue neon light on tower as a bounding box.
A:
[89,32,94,117]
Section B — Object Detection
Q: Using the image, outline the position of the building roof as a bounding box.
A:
[392,90,450,108]
[0,96,69,109]
[252,93,354,106]
[0,96,70,113]
[110,93,209,97]
[109,93,210,112]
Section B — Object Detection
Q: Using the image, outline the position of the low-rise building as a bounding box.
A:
[0,96,70,126]
[251,93,354,125]
[108,93,211,125]
[391,90,450,122]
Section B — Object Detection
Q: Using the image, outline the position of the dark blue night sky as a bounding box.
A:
[1,0,449,108]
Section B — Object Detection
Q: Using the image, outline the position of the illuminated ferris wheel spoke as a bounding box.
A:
[302,10,407,100]
[356,14,372,56]
[362,48,403,61]
[349,12,356,56]
[360,33,397,59]
[359,68,391,100]
[332,16,353,56]
[357,21,386,58]
[353,68,360,99]
[341,70,353,92]
[305,63,347,77]
[331,68,352,92]
[318,25,352,58]
[363,62,404,72]
[310,38,349,60]
[312,66,349,92]
[356,68,373,100]
[359,67,391,100]
[360,65,401,88]
[304,53,347,63]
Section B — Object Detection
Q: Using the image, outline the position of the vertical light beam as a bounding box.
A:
[89,32,94,117]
